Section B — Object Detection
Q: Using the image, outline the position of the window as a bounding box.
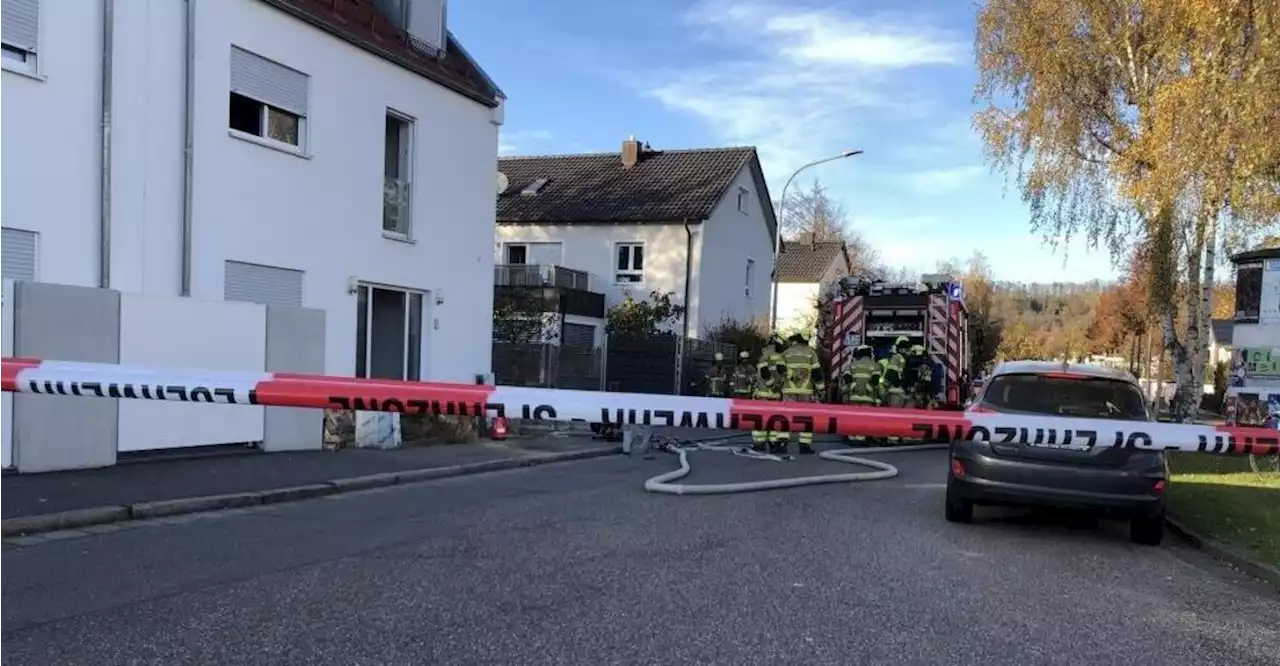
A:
[1234,261,1262,323]
[980,374,1149,421]
[384,111,415,237]
[1,0,40,76]
[505,242,562,266]
[223,260,304,307]
[228,46,308,149]
[736,186,749,213]
[615,242,644,284]
[355,284,424,381]
[745,258,755,298]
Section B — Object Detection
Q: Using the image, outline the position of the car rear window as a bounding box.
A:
[980,373,1150,421]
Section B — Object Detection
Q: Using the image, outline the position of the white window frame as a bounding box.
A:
[383,109,416,241]
[1,0,42,79]
[614,241,645,285]
[736,186,749,214]
[1,42,39,79]
[229,93,309,155]
[355,282,425,381]
[745,257,755,298]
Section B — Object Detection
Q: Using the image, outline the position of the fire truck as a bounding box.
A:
[826,274,970,409]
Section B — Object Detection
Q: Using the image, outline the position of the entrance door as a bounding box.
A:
[355,284,424,380]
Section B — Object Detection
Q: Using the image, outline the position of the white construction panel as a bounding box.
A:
[117,293,266,451]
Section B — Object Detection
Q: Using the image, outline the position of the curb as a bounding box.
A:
[1165,516,1280,589]
[2,446,622,537]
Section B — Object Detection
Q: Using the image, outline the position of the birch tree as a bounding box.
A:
[974,0,1280,420]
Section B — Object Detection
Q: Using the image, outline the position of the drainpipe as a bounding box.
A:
[682,219,698,338]
[98,0,115,288]
[180,0,196,296]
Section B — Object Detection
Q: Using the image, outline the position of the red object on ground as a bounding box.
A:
[491,416,509,441]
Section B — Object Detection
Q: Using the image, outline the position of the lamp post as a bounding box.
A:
[768,149,864,332]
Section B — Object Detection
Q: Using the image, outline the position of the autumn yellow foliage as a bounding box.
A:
[973,0,1280,419]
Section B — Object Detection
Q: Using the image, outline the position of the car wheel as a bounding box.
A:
[1129,515,1164,546]
[945,488,974,524]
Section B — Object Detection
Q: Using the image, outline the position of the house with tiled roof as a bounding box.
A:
[494,137,777,342]
[773,235,852,336]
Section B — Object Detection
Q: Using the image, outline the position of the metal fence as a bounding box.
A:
[493,264,595,292]
[492,342,602,391]
[604,333,736,396]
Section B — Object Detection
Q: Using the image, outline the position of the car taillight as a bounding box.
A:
[951,458,966,478]
[1152,480,1165,496]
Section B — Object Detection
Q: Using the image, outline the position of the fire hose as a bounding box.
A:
[642,434,948,495]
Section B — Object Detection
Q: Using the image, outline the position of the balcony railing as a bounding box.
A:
[383,177,410,235]
[494,264,598,293]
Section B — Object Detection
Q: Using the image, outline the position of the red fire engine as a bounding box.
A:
[826,275,970,409]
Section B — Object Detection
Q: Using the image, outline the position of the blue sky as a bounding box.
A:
[449,0,1122,284]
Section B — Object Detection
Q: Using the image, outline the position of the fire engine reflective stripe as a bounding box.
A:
[3,357,1278,456]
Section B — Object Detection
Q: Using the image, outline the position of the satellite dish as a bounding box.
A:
[496,172,509,195]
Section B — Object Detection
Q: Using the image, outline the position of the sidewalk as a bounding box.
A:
[2,434,617,525]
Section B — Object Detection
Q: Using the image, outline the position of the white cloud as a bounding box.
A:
[643,0,969,182]
[498,129,554,156]
[904,166,986,194]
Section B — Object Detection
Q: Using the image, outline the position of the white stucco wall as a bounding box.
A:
[1,0,499,382]
[494,222,696,333]
[775,282,820,334]
[695,165,773,334]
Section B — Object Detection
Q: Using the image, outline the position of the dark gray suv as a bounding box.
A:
[945,361,1168,545]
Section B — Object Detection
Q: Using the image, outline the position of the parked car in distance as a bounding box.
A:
[945,361,1168,545]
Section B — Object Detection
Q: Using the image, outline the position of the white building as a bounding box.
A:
[1,0,502,384]
[493,138,777,340]
[773,237,852,336]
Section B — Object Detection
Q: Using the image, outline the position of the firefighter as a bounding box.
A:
[841,345,879,406]
[879,336,910,380]
[778,332,825,455]
[731,350,756,399]
[841,344,878,445]
[880,363,908,444]
[706,352,730,397]
[903,344,935,409]
[881,365,907,408]
[752,335,786,453]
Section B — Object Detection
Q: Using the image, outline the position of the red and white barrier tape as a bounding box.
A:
[2,357,1277,456]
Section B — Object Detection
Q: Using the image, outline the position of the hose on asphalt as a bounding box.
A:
[643,437,949,496]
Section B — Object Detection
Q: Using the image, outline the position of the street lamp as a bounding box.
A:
[768,149,864,332]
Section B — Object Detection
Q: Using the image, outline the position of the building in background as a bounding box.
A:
[494,137,777,340]
[773,236,852,337]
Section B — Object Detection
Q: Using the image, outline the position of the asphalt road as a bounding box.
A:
[4,440,1278,666]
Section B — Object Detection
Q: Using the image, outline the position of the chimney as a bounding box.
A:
[621,135,642,168]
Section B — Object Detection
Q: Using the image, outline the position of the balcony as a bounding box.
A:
[494,264,605,319]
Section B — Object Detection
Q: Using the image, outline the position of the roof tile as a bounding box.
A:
[776,240,845,282]
[496,146,757,223]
